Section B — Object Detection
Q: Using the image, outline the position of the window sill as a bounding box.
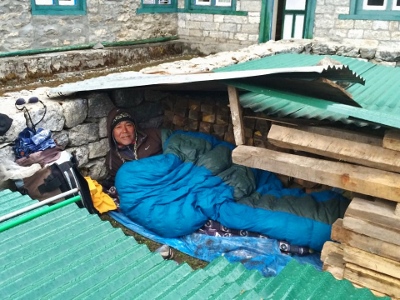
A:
[339,13,400,21]
[178,8,247,15]
[137,6,178,14]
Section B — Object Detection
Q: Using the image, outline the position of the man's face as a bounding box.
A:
[113,121,135,146]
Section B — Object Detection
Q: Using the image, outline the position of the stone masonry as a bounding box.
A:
[1,0,400,56]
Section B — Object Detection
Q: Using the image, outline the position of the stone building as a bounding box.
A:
[1,0,400,55]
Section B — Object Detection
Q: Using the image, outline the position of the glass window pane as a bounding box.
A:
[196,0,211,5]
[59,0,75,5]
[363,0,386,9]
[216,0,231,7]
[294,15,304,39]
[367,0,384,5]
[282,14,293,39]
[285,0,306,10]
[394,0,400,9]
[35,0,53,4]
[159,0,171,4]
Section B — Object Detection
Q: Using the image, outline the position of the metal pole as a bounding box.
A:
[0,195,82,232]
[0,188,79,223]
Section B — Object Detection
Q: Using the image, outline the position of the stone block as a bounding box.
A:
[69,123,99,147]
[62,98,88,129]
[199,121,211,133]
[173,114,186,127]
[188,109,201,121]
[87,92,115,119]
[201,103,214,114]
[202,113,216,123]
[88,138,109,159]
[188,119,199,131]
[174,106,187,118]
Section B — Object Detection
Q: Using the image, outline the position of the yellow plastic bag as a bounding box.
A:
[85,177,117,213]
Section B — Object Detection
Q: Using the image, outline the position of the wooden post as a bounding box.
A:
[227,85,245,146]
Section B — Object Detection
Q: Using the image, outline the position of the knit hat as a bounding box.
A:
[110,111,135,132]
[0,113,13,136]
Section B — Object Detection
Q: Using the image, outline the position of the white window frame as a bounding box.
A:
[215,0,231,7]
[393,0,400,9]
[35,0,53,4]
[196,0,211,6]
[363,0,387,10]
[59,0,75,5]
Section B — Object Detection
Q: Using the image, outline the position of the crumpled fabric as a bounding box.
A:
[85,177,117,213]
[13,127,57,159]
[15,146,62,168]
[0,155,41,181]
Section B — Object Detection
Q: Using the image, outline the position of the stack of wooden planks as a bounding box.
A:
[231,124,400,299]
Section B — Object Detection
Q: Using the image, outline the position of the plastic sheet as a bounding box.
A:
[109,210,322,277]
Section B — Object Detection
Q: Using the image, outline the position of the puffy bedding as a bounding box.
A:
[116,131,350,251]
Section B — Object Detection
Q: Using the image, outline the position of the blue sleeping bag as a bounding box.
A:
[116,131,349,251]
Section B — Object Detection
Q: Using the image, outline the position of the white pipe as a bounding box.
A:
[0,188,79,223]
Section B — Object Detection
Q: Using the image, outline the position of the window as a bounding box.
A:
[32,0,86,15]
[189,0,235,11]
[339,0,400,20]
[138,0,177,13]
[281,0,307,39]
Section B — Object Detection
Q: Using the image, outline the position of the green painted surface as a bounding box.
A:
[217,53,400,129]
[0,190,390,299]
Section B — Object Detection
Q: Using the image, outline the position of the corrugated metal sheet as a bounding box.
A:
[217,53,400,129]
[0,189,388,299]
[46,64,363,98]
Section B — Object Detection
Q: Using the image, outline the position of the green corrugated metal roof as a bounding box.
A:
[0,189,388,299]
[216,53,400,129]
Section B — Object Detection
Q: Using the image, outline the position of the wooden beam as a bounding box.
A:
[299,125,382,146]
[342,217,400,246]
[321,241,344,262]
[267,124,400,173]
[227,85,245,145]
[331,219,400,262]
[345,197,400,232]
[232,145,400,202]
[343,245,400,279]
[323,253,345,280]
[344,263,400,299]
[383,129,400,152]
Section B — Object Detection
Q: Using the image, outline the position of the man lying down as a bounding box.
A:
[102,108,350,254]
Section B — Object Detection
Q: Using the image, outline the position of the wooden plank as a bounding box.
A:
[267,124,400,173]
[396,203,400,217]
[232,145,400,202]
[300,125,382,146]
[323,253,345,280]
[383,129,400,152]
[227,85,245,145]
[331,219,400,262]
[321,241,343,262]
[321,241,345,280]
[344,263,400,299]
[343,245,400,279]
[345,197,400,232]
[342,216,400,246]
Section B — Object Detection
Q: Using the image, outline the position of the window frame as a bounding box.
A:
[31,0,86,15]
[187,0,237,12]
[138,0,178,14]
[339,0,400,20]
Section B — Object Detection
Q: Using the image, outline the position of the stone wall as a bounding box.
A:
[0,41,186,84]
[2,0,400,57]
[0,0,177,53]
[177,0,261,54]
[314,0,400,51]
